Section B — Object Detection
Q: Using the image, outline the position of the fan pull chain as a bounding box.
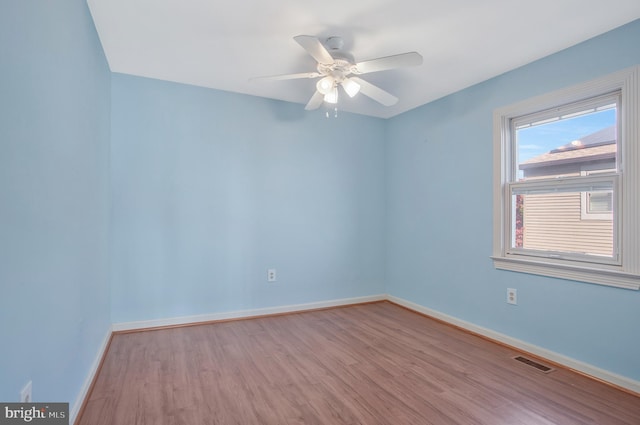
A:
[325,107,338,119]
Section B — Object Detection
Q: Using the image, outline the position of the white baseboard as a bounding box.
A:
[112,294,387,332]
[387,294,640,395]
[70,326,112,424]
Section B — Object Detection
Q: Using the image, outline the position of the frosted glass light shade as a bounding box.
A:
[342,78,361,97]
[316,77,334,95]
[324,87,338,104]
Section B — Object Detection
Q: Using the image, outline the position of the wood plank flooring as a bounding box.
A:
[77,302,640,424]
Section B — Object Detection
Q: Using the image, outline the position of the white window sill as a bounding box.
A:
[492,256,640,290]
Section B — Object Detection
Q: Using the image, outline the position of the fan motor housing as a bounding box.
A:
[325,36,344,51]
[318,59,355,80]
[323,36,355,64]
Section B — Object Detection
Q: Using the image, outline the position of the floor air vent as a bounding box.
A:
[513,356,555,373]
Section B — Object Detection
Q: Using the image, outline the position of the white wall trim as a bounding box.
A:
[70,326,113,424]
[112,294,387,332]
[387,294,640,395]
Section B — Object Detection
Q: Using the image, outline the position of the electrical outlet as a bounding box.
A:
[267,269,276,282]
[20,381,32,403]
[507,288,517,305]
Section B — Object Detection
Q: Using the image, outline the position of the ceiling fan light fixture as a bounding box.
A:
[316,76,334,95]
[254,35,423,112]
[342,78,361,98]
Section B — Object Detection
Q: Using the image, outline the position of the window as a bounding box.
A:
[492,67,640,290]
[585,192,612,214]
[580,170,614,221]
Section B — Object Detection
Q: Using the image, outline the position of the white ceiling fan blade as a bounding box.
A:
[355,52,423,74]
[250,72,320,81]
[350,77,398,106]
[305,91,324,110]
[294,35,335,65]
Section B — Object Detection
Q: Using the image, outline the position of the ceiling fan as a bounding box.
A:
[253,35,423,110]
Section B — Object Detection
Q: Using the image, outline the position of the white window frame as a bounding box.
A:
[492,66,640,290]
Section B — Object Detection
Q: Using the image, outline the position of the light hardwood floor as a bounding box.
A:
[77,302,640,424]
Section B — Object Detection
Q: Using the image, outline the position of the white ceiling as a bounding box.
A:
[87,0,640,119]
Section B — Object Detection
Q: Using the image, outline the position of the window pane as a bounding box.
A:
[515,105,617,182]
[588,192,612,213]
[512,191,613,258]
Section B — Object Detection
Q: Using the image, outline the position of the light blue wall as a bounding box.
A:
[0,0,111,405]
[110,74,386,322]
[385,19,640,380]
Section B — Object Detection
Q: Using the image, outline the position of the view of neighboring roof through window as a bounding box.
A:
[515,103,617,181]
